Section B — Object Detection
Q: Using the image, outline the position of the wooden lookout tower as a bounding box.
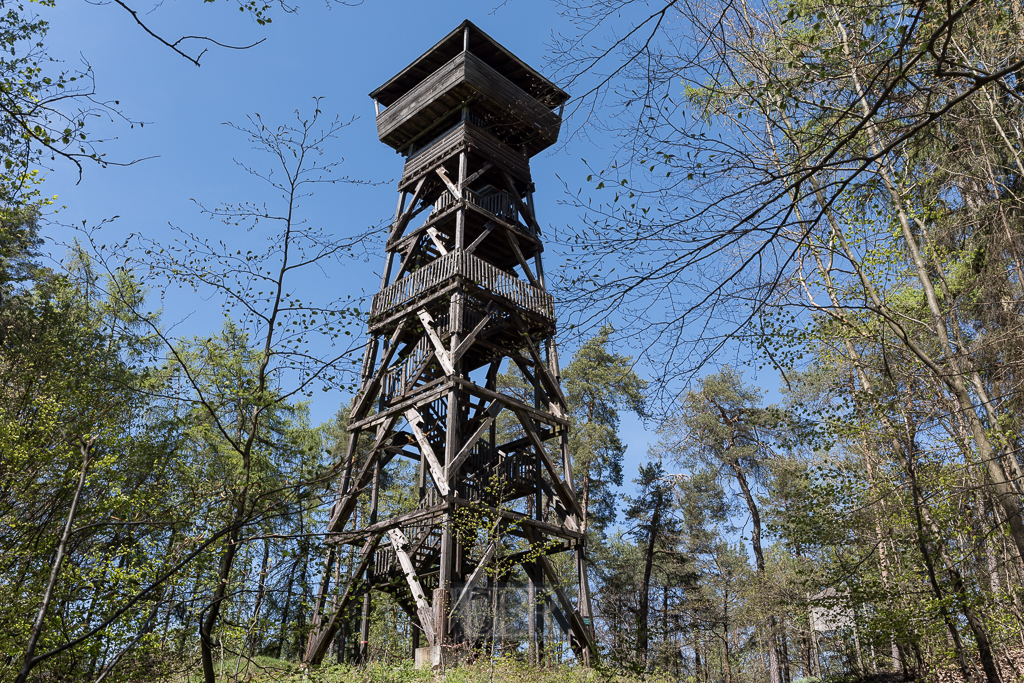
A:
[304,20,595,667]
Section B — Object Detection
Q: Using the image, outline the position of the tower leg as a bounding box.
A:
[359,592,372,663]
[359,451,382,663]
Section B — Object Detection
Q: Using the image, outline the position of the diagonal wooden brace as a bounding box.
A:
[436,167,461,199]
[503,228,541,288]
[448,399,504,475]
[350,319,409,421]
[303,531,383,664]
[388,527,437,646]
[512,407,582,526]
[405,408,450,497]
[448,540,496,628]
[417,309,455,376]
[451,306,495,363]
[466,221,497,255]
[460,162,492,190]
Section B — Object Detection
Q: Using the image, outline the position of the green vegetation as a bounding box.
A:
[4,0,1024,681]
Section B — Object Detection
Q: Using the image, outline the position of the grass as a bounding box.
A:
[177,655,676,683]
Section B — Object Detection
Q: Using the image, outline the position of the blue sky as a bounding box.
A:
[39,0,776,516]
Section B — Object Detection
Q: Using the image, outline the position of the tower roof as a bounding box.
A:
[369,20,569,110]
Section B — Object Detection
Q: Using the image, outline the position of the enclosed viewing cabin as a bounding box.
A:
[370,20,569,159]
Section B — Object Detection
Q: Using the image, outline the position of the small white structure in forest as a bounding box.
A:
[810,587,854,631]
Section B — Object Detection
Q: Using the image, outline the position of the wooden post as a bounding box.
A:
[359,456,382,663]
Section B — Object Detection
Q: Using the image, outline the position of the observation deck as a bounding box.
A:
[370,21,569,157]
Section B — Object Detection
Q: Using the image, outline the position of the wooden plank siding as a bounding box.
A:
[376,51,562,157]
[399,120,531,192]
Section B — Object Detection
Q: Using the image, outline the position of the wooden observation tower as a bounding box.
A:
[304,20,595,667]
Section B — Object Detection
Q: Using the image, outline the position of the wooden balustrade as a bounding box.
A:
[430,186,520,228]
[370,250,554,321]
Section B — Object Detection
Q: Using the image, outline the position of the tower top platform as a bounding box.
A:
[369,20,569,109]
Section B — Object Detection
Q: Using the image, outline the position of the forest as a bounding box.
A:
[2,0,1024,681]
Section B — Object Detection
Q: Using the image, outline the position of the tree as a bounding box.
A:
[2,104,371,682]
[562,325,647,539]
[0,250,178,682]
[622,458,686,668]
[661,367,788,683]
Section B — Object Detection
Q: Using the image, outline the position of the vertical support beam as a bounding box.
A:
[455,150,468,250]
[380,189,408,288]
[308,548,337,640]
[359,455,382,663]
[388,528,437,646]
[535,488,546,664]
[436,386,458,651]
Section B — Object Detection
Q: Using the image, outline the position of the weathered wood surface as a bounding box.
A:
[400,121,531,191]
[388,528,437,646]
[376,52,561,155]
[308,24,595,669]
[369,21,568,109]
[370,250,554,321]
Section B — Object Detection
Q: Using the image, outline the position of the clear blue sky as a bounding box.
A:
[41,0,777,518]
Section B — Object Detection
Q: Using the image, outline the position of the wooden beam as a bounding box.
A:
[327,415,400,532]
[451,307,494,363]
[405,408,450,497]
[509,311,567,411]
[502,171,541,234]
[453,377,567,428]
[448,541,496,628]
[388,177,427,243]
[502,539,576,566]
[402,350,435,397]
[447,400,504,475]
[474,338,530,368]
[504,228,541,289]
[520,560,571,634]
[512,357,549,409]
[303,531,384,664]
[465,221,496,255]
[388,528,437,646]
[350,319,409,421]
[522,527,596,662]
[394,239,419,280]
[349,379,451,432]
[328,504,445,545]
[426,227,449,256]
[435,167,461,199]
[449,497,582,543]
[461,162,493,190]
[416,309,455,376]
[512,407,583,524]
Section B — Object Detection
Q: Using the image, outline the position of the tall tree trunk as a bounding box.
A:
[16,438,94,683]
[722,629,733,683]
[637,503,661,664]
[908,457,1003,683]
[200,502,245,683]
[780,623,791,681]
[730,460,783,683]
[278,555,296,658]
[247,538,271,655]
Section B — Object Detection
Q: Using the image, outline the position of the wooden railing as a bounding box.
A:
[381,333,434,402]
[470,189,516,223]
[431,187,518,226]
[370,251,554,320]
